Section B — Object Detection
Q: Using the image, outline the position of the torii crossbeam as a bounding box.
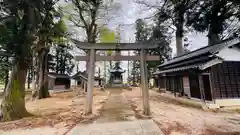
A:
[72,39,161,115]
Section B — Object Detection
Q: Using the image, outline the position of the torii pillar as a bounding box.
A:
[140,49,150,115]
[85,49,96,114]
[72,40,157,115]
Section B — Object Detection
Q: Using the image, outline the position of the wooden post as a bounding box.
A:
[173,77,176,97]
[84,82,87,93]
[183,76,191,98]
[85,49,96,114]
[198,75,205,101]
[140,49,150,115]
[127,51,130,82]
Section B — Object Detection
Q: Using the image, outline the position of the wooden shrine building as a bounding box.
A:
[72,71,104,88]
[47,72,71,90]
[154,38,240,107]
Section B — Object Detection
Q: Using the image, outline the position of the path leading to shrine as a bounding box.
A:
[94,88,136,123]
[67,88,163,135]
[67,119,163,135]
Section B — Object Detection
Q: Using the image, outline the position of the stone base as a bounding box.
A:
[215,98,240,106]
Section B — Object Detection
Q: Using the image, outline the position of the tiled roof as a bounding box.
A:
[72,71,104,81]
[158,38,240,68]
[72,71,87,80]
[47,72,70,79]
[154,63,203,74]
[154,38,240,75]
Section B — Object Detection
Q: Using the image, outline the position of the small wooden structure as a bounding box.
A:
[72,71,104,90]
[72,39,161,115]
[47,72,71,90]
[154,38,240,106]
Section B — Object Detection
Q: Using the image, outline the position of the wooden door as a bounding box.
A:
[202,75,212,101]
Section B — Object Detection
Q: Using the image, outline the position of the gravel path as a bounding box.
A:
[67,89,163,135]
[67,120,163,135]
[94,88,136,123]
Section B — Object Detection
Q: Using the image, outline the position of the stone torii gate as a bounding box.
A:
[72,39,160,115]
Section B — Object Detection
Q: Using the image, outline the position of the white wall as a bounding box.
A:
[216,47,240,61]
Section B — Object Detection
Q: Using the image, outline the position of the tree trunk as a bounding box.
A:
[208,30,220,45]
[56,48,59,74]
[104,60,106,84]
[176,36,183,56]
[132,60,137,86]
[1,4,34,121]
[27,69,31,89]
[37,50,49,99]
[175,23,184,56]
[109,61,113,69]
[32,57,39,97]
[4,57,9,92]
[32,57,37,90]
[35,67,39,89]
[208,0,221,45]
[175,8,184,56]
[63,50,67,74]
[0,64,29,121]
[60,49,64,74]
[4,69,9,93]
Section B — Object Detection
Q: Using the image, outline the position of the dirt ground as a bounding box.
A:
[0,88,109,132]
[1,87,240,135]
[123,88,240,135]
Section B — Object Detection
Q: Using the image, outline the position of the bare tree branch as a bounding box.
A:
[134,0,161,10]
[69,18,86,28]
[72,0,89,29]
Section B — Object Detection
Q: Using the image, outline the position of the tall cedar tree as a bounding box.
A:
[0,0,44,121]
[186,0,240,45]
[132,19,171,85]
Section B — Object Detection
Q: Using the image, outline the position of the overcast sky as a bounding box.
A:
[62,0,208,82]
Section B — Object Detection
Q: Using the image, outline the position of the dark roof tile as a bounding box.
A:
[158,38,240,68]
